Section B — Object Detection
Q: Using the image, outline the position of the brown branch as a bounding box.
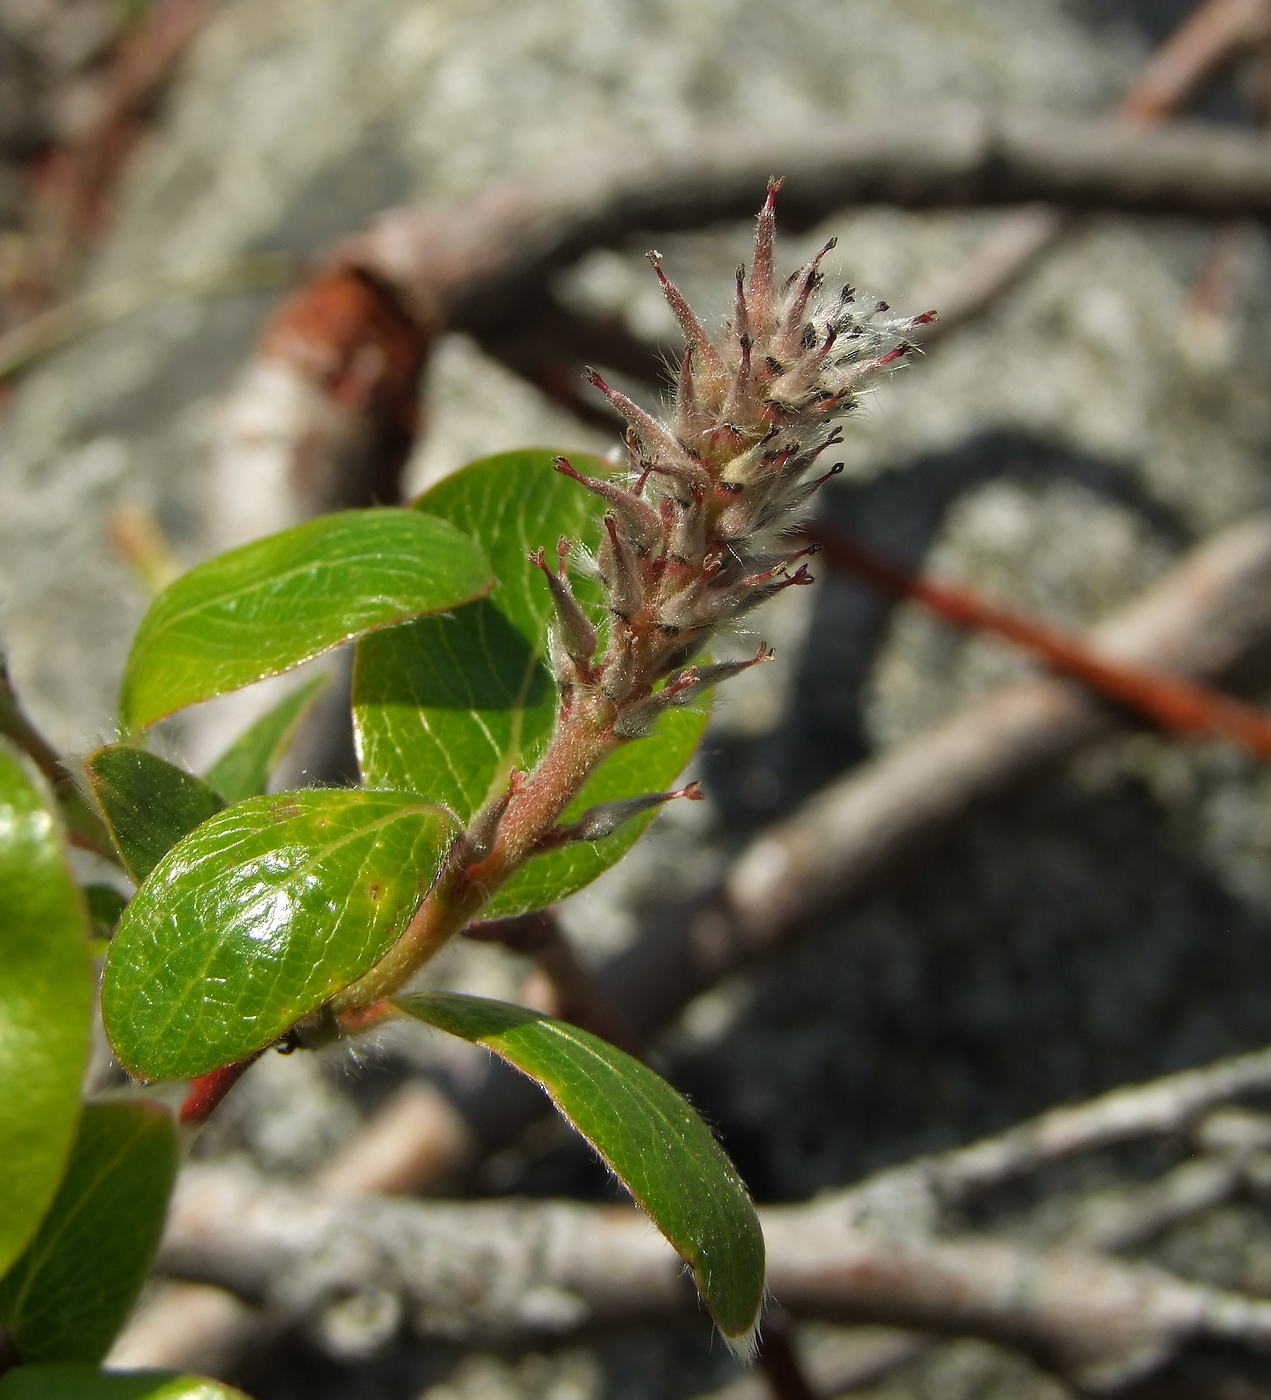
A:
[32,0,218,248]
[693,1329,930,1400]
[910,0,1271,346]
[197,0,1271,565]
[753,1312,818,1400]
[153,1143,1271,1391]
[340,113,1271,338]
[1119,0,1271,123]
[204,263,434,554]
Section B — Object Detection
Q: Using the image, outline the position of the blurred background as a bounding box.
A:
[15,0,1271,1396]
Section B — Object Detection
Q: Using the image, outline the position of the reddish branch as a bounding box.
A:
[1119,0,1271,122]
[179,1052,265,1129]
[806,524,1271,765]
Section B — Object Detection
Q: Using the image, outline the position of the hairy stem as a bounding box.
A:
[0,662,119,864]
[335,707,618,1010]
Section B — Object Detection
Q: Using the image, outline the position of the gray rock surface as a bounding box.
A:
[10,0,1271,1396]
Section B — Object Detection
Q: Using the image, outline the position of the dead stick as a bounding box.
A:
[154,1152,1271,1390]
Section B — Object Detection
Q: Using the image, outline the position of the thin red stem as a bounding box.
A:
[807,524,1271,764]
[179,1052,264,1127]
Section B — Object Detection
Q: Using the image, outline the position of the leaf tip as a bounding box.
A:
[722,1313,763,1364]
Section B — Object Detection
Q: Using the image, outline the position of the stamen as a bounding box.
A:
[585,367,695,472]
[529,545,597,665]
[747,178,782,326]
[734,265,750,345]
[554,457,662,553]
[648,252,726,385]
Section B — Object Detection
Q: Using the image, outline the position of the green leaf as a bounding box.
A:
[83,885,128,935]
[353,451,710,913]
[396,992,765,1344]
[0,1103,178,1365]
[203,672,331,803]
[86,747,225,884]
[0,742,93,1279]
[120,508,494,730]
[103,791,460,1080]
[0,1367,248,1400]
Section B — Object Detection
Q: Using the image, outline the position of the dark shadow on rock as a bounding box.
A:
[671,768,1271,1202]
[702,430,1195,832]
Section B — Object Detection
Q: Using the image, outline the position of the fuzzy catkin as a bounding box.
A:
[535,183,932,744]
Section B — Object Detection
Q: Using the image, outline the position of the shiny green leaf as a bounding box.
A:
[0,1103,177,1364]
[354,452,604,818]
[203,672,331,803]
[120,509,494,730]
[86,746,224,884]
[396,993,764,1344]
[0,1367,248,1400]
[103,791,460,1080]
[354,451,710,912]
[0,742,93,1278]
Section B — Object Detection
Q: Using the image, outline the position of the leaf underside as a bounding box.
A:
[354,450,709,915]
[0,1102,178,1365]
[120,508,494,730]
[85,745,225,885]
[0,742,93,1278]
[395,992,765,1342]
[103,790,460,1080]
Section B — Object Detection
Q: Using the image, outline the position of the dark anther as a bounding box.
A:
[765,356,784,374]
[800,323,817,349]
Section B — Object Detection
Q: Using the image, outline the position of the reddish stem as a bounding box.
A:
[179,1052,264,1128]
[807,524,1271,764]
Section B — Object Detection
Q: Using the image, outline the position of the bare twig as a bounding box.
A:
[343,113,1271,342]
[896,1045,1271,1207]
[910,0,1271,344]
[129,1037,1271,1382]
[754,1312,819,1400]
[32,0,219,252]
[693,1330,931,1400]
[204,263,433,554]
[1119,0,1271,123]
[807,524,1271,765]
[153,1145,1271,1391]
